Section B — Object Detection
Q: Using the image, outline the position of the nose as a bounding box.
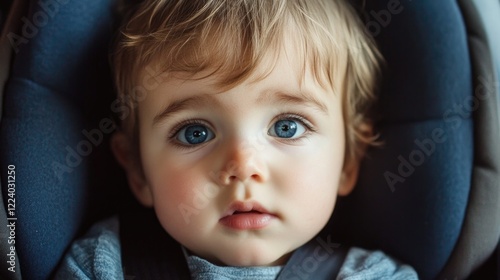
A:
[217,139,268,185]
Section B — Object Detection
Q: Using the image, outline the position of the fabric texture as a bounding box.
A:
[55,217,418,280]
[187,256,282,280]
[53,217,123,280]
[437,1,500,278]
[337,248,418,280]
[331,1,475,279]
[0,0,120,278]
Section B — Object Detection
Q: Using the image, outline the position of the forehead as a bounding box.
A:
[138,47,342,126]
[140,30,344,96]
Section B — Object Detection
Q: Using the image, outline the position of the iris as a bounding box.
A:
[274,120,298,138]
[177,124,214,145]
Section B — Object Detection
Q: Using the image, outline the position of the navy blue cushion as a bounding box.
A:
[0,1,120,279]
[332,1,473,279]
[0,0,476,279]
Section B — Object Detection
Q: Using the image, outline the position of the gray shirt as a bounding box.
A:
[54,217,418,279]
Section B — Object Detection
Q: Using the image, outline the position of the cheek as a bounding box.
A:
[290,160,339,211]
[155,172,193,207]
[146,163,209,234]
[275,142,344,225]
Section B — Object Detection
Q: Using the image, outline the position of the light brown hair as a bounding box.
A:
[112,0,382,167]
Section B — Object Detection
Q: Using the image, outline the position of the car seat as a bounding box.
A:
[0,1,124,279]
[0,0,499,279]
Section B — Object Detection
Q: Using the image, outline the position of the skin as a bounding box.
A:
[112,43,362,267]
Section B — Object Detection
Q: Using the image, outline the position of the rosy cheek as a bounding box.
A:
[150,167,194,210]
[282,153,338,216]
[151,164,216,227]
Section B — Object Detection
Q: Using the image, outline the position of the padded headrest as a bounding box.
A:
[332,0,499,279]
[0,1,120,278]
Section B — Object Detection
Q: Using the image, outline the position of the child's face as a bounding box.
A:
[116,46,358,267]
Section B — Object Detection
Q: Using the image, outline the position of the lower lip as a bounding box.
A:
[219,213,275,230]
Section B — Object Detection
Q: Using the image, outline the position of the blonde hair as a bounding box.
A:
[112,0,382,167]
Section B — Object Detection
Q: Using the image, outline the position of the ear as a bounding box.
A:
[337,158,361,196]
[338,123,373,196]
[111,131,154,207]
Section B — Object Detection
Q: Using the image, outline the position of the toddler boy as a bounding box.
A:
[56,0,418,279]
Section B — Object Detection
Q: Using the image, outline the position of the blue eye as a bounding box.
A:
[176,124,215,145]
[269,119,306,139]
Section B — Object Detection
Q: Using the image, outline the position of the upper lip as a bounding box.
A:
[220,201,275,218]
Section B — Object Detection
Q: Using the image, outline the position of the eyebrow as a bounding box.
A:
[153,95,210,126]
[153,90,329,126]
[257,91,329,115]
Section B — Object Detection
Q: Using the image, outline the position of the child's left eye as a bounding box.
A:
[268,119,307,139]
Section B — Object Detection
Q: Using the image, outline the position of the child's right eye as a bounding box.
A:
[173,123,215,145]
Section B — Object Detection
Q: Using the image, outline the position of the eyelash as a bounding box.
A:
[167,119,213,148]
[167,113,316,147]
[273,113,316,131]
[270,113,316,142]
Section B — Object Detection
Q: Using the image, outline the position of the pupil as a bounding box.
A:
[281,124,290,131]
[185,125,209,144]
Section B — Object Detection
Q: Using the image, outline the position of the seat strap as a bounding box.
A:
[278,235,348,279]
[119,205,191,279]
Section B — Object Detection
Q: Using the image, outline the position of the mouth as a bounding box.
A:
[219,201,277,230]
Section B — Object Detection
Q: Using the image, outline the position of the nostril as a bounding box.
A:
[250,174,261,181]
